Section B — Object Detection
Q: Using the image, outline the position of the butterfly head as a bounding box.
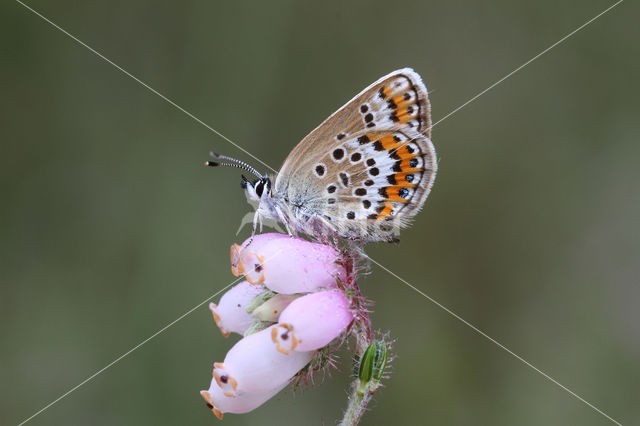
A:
[206,152,272,203]
[241,175,271,202]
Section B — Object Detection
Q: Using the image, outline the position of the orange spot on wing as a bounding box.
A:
[379,135,400,150]
[394,177,417,188]
[396,172,419,186]
[396,109,412,124]
[386,187,410,203]
[391,95,411,109]
[376,202,394,219]
[396,145,415,160]
[399,158,421,173]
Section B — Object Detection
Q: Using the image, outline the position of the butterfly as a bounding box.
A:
[207,68,437,243]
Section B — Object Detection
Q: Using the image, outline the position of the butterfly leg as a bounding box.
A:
[246,210,263,246]
[274,205,295,237]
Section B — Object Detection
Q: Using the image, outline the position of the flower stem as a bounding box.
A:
[339,326,375,426]
[339,246,380,426]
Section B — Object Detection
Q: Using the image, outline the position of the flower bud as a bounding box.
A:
[271,290,353,354]
[200,377,287,420]
[233,233,346,294]
[251,293,298,322]
[212,325,314,396]
[357,341,388,395]
[209,281,265,337]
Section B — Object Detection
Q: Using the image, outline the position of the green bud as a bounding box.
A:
[243,320,271,336]
[251,294,298,322]
[245,290,277,314]
[357,341,388,395]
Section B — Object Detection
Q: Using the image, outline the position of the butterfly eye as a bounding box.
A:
[255,182,264,197]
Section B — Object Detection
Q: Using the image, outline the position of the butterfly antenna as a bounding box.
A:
[205,160,259,176]
[206,152,263,179]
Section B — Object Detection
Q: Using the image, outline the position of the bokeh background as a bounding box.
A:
[1,1,638,425]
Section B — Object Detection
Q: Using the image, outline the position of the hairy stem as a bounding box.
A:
[338,247,378,426]
[339,324,374,426]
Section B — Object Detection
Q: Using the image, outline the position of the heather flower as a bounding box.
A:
[211,325,314,396]
[202,233,391,424]
[271,290,353,354]
[230,233,346,293]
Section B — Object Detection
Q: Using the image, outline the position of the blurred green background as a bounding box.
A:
[1,1,638,425]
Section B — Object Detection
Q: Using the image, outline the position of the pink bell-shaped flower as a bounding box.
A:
[271,290,353,354]
[200,377,288,420]
[209,280,265,337]
[204,233,388,422]
[212,324,314,396]
[231,233,346,294]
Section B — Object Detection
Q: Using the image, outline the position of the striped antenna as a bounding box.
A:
[205,152,263,179]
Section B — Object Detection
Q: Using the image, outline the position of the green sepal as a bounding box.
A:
[246,290,277,314]
[243,320,272,336]
[357,341,388,395]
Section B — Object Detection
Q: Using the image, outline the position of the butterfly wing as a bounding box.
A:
[274,68,436,242]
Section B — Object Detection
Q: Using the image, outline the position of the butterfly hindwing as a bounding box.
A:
[314,128,436,241]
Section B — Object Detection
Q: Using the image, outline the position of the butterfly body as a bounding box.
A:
[214,68,437,243]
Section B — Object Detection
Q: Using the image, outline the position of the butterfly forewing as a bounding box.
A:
[273,68,436,242]
[276,69,431,184]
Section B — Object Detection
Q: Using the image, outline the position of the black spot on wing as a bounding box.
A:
[339,172,350,187]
